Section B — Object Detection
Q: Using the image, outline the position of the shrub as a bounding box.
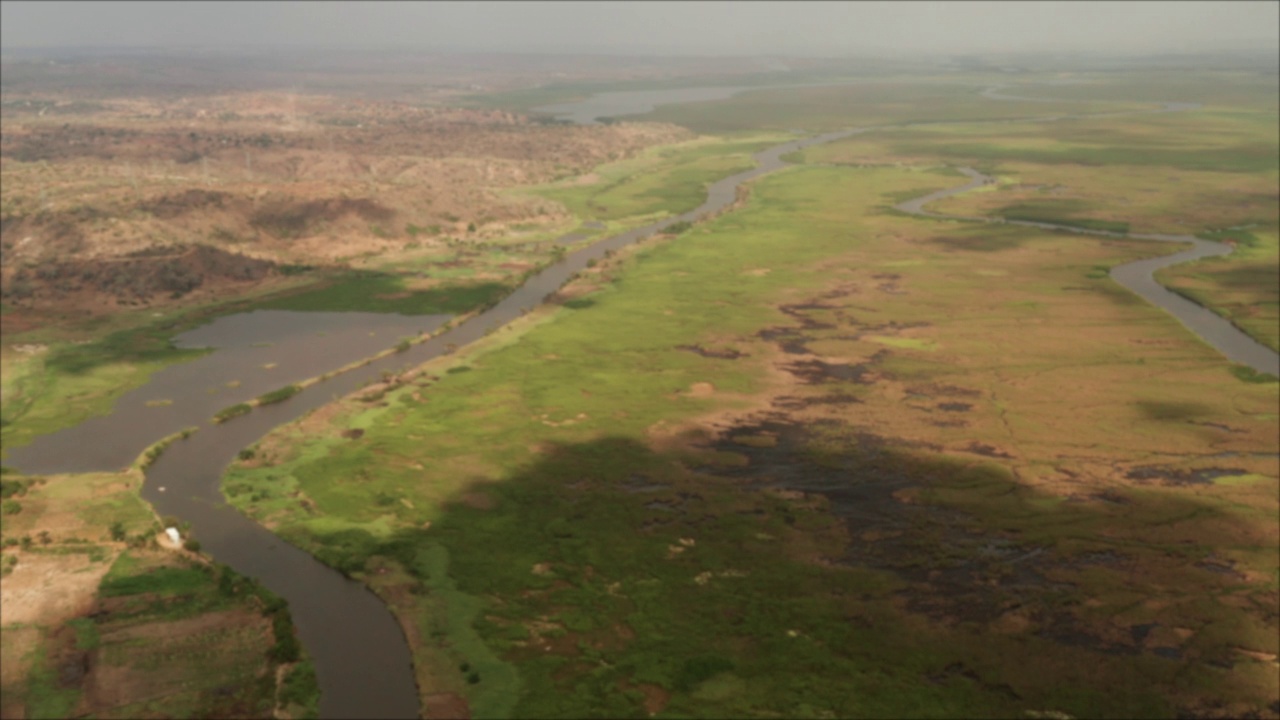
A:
[183,538,202,552]
[109,522,127,541]
[0,478,30,499]
[257,385,302,406]
[214,403,253,423]
[1230,365,1278,384]
[674,655,734,691]
[1,500,21,515]
[268,612,301,663]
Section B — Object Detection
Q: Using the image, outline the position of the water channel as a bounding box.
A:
[6,83,1276,718]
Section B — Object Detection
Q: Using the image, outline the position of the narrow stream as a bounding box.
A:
[892,166,1277,374]
[7,83,1274,718]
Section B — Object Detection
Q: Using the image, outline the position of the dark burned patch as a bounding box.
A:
[340,428,365,440]
[139,189,236,219]
[923,663,1022,701]
[1086,491,1132,505]
[250,195,396,239]
[691,412,1128,642]
[1195,556,1247,580]
[771,393,863,410]
[675,344,748,360]
[784,359,879,385]
[864,317,924,329]
[776,303,838,331]
[937,402,973,412]
[1067,549,1127,568]
[620,473,669,494]
[966,443,1013,458]
[1037,612,1138,656]
[928,231,1024,253]
[1125,466,1246,486]
[912,383,983,399]
[1190,421,1244,435]
[3,243,277,303]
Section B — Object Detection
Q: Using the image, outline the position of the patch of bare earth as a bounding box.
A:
[423,692,471,720]
[0,550,116,626]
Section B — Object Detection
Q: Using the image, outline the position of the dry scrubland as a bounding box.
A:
[219,74,1278,718]
[0,91,690,312]
[1,67,1277,719]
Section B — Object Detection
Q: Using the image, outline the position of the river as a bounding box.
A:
[6,83,1276,718]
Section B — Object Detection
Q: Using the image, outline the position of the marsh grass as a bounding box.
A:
[225,161,1277,716]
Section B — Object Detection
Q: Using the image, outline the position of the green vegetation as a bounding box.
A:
[999,200,1131,233]
[279,659,321,719]
[258,384,302,406]
[226,149,1280,717]
[524,136,781,223]
[214,403,253,423]
[1230,364,1279,384]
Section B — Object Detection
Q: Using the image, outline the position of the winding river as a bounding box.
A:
[6,84,1277,718]
[894,166,1280,376]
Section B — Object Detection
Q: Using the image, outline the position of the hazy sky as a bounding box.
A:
[2,1,1277,56]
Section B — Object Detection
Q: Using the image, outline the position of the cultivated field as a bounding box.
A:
[0,463,318,719]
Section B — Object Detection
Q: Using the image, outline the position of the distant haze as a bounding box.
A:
[2,1,1277,57]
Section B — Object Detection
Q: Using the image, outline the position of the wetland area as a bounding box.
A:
[3,58,1278,720]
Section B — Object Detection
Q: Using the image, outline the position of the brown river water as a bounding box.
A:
[6,84,1275,718]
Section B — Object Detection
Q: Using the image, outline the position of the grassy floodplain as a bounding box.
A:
[0,93,811,719]
[793,74,1279,351]
[223,115,1279,720]
[518,134,790,223]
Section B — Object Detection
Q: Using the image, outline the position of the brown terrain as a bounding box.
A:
[0,88,690,318]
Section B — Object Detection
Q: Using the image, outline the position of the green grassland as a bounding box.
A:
[519,135,786,223]
[795,84,1279,352]
[223,162,1279,718]
[1158,227,1280,351]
